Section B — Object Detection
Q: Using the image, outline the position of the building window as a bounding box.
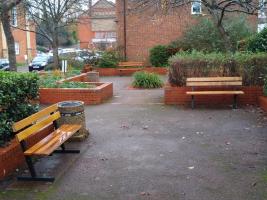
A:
[15,42,20,55]
[95,32,116,39]
[259,0,267,18]
[191,0,201,15]
[11,7,17,26]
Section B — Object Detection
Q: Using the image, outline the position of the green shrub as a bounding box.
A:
[169,17,253,53]
[0,72,39,146]
[97,50,119,68]
[132,71,163,88]
[168,51,267,86]
[149,45,170,67]
[264,76,267,96]
[246,28,267,52]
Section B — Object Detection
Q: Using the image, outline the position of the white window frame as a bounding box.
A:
[191,0,202,15]
[15,42,20,55]
[11,7,18,26]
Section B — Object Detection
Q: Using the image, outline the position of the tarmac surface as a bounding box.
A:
[1,76,267,200]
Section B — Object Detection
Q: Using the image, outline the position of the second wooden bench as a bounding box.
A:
[186,77,244,109]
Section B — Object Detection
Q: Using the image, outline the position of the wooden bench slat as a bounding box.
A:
[16,112,61,142]
[186,91,244,95]
[186,81,242,87]
[187,77,242,82]
[22,124,75,156]
[24,124,81,156]
[118,62,144,67]
[13,104,58,132]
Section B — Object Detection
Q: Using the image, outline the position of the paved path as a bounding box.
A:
[1,76,267,200]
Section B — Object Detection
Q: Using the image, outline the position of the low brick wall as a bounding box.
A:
[95,67,168,76]
[0,124,54,181]
[164,85,263,106]
[39,82,113,105]
[258,96,267,112]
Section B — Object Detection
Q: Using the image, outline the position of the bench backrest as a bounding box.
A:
[13,104,60,142]
[118,62,144,67]
[186,77,242,87]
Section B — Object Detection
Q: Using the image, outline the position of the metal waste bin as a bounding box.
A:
[87,71,99,82]
[57,101,89,141]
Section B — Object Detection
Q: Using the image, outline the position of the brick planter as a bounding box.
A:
[95,67,168,76]
[39,82,113,105]
[0,124,54,181]
[164,85,263,106]
[258,96,267,112]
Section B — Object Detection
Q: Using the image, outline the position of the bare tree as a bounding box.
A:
[22,0,89,69]
[0,0,23,71]
[129,0,263,52]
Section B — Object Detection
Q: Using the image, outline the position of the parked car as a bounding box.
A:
[28,55,54,72]
[75,50,102,63]
[0,58,10,71]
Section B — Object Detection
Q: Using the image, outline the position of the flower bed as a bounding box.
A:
[39,73,113,105]
[95,67,168,76]
[164,85,263,106]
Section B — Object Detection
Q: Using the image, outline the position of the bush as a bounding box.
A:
[246,28,267,52]
[264,77,267,96]
[0,72,39,146]
[97,50,119,68]
[132,71,163,88]
[169,17,253,53]
[168,51,267,86]
[149,45,170,67]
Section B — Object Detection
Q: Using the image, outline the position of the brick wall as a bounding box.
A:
[164,85,263,106]
[0,5,36,63]
[116,0,257,64]
[78,16,94,49]
[117,0,201,63]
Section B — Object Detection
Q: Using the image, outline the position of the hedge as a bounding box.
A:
[0,72,39,146]
[168,51,267,86]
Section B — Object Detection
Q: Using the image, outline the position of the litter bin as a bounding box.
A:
[57,101,89,141]
[87,71,99,82]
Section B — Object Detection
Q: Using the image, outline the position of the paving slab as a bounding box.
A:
[1,76,267,200]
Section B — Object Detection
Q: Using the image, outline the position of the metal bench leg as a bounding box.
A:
[233,95,237,109]
[54,144,80,154]
[191,95,195,109]
[17,156,55,182]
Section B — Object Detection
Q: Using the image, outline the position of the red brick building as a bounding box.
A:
[116,0,257,64]
[77,0,117,50]
[0,5,36,63]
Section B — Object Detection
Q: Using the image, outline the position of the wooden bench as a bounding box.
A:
[12,104,82,182]
[186,77,244,109]
[118,61,144,68]
[118,61,144,76]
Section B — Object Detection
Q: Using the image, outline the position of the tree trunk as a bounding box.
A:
[209,10,235,53]
[1,10,17,71]
[216,23,235,53]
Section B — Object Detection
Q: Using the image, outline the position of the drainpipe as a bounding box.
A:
[88,0,92,16]
[123,0,127,61]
